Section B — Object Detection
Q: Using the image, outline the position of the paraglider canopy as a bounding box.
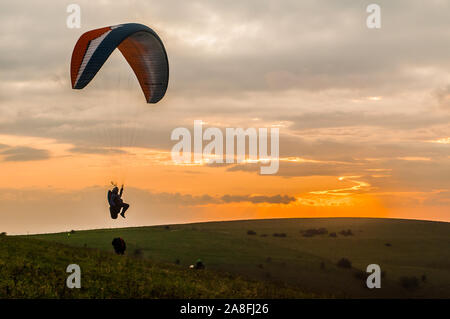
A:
[71,23,169,103]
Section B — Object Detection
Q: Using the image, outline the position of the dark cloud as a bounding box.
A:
[0,186,299,234]
[69,146,127,155]
[132,189,296,206]
[286,112,448,131]
[0,0,449,228]
[435,85,450,110]
[0,146,50,162]
[2,0,450,96]
[227,160,359,177]
[221,194,296,204]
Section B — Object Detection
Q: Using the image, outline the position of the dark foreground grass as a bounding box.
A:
[26,217,450,298]
[0,236,315,298]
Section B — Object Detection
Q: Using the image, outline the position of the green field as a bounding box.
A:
[0,235,313,298]
[16,217,449,298]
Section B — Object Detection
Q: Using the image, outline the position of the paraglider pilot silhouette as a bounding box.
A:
[108,184,130,219]
[70,23,169,220]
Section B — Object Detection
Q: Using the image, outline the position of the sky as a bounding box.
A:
[0,0,449,234]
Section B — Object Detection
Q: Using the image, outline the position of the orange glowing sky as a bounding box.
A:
[1,0,449,234]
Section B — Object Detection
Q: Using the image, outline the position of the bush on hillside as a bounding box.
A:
[273,233,287,238]
[399,276,420,290]
[337,258,352,269]
[339,229,353,236]
[132,248,143,259]
[301,228,328,237]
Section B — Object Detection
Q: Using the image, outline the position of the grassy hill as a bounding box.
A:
[7,218,450,298]
[0,235,313,298]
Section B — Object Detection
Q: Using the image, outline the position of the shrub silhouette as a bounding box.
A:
[329,232,337,238]
[337,258,352,269]
[339,229,354,236]
[273,233,287,238]
[385,243,392,247]
[132,248,143,259]
[353,270,366,280]
[399,276,419,290]
[247,230,257,235]
[301,228,328,237]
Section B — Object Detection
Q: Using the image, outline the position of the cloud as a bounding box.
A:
[221,194,296,204]
[434,85,450,109]
[131,189,297,206]
[0,146,50,162]
[286,111,448,131]
[0,186,299,234]
[227,161,350,177]
[69,146,127,155]
[0,0,449,228]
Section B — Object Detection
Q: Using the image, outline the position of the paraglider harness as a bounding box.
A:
[112,237,126,255]
[108,186,123,219]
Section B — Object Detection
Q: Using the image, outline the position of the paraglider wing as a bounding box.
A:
[71,23,169,103]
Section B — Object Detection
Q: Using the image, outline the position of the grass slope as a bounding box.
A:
[27,218,450,298]
[0,235,314,298]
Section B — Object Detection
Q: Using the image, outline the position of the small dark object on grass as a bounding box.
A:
[399,276,419,290]
[385,243,392,247]
[112,237,126,255]
[175,259,180,265]
[195,259,205,270]
[320,262,325,270]
[337,258,352,269]
[339,229,354,236]
[421,274,427,282]
[273,233,287,237]
[257,264,264,269]
[247,230,257,235]
[329,232,337,238]
[133,248,143,258]
[260,234,268,237]
[164,225,170,230]
[266,257,272,263]
[353,270,366,280]
[70,230,76,234]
